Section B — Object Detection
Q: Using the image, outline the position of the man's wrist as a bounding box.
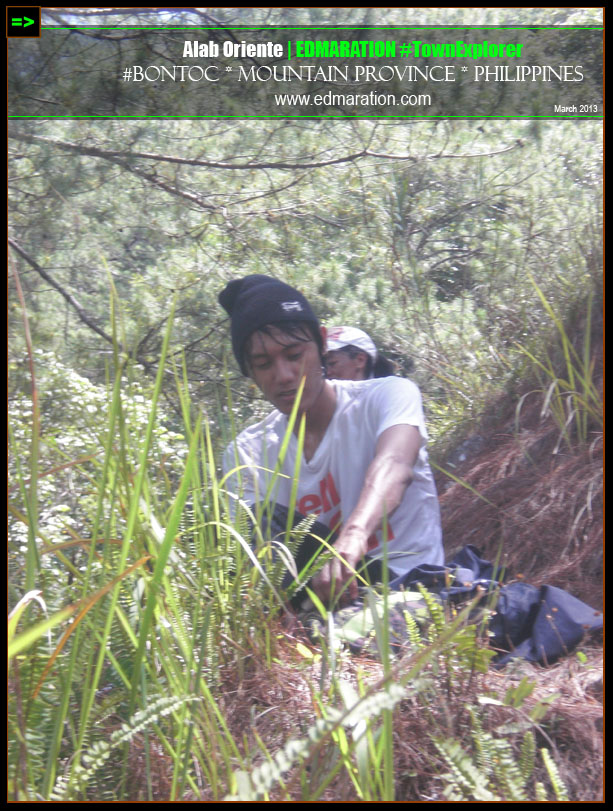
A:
[337,524,370,559]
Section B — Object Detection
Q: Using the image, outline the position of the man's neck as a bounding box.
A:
[298,380,337,462]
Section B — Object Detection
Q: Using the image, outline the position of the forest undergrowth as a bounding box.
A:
[8,286,603,802]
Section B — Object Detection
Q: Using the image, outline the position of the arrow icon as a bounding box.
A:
[7,8,40,36]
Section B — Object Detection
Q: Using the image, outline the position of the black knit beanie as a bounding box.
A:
[218,275,320,374]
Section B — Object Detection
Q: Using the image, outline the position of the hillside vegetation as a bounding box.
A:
[8,7,602,802]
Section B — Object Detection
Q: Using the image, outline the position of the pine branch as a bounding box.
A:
[8,128,524,173]
[8,238,114,347]
[8,239,157,373]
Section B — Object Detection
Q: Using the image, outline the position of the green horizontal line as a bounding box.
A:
[9,115,603,120]
[39,26,603,31]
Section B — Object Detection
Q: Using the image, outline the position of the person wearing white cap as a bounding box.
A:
[325,326,396,380]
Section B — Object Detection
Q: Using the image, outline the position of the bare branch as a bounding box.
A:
[8,127,370,171]
[8,238,114,347]
[8,128,523,175]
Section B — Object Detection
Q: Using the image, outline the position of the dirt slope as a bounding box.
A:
[436,337,603,609]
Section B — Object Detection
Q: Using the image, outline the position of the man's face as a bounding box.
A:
[325,349,367,381]
[246,326,326,415]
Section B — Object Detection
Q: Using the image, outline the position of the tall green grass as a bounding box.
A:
[515,280,601,450]
[8,302,573,801]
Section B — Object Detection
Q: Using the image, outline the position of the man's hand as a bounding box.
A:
[311,526,369,604]
[310,424,421,606]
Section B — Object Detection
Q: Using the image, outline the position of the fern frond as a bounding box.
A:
[270,512,322,591]
[228,683,406,801]
[489,737,528,801]
[229,710,342,801]
[541,748,569,801]
[535,781,548,801]
[50,695,196,801]
[432,736,498,801]
[416,583,446,635]
[519,730,536,781]
[402,606,424,650]
[469,708,492,776]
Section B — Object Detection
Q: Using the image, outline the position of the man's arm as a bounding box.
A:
[311,423,422,603]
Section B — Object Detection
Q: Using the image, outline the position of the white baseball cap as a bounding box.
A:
[326,326,377,360]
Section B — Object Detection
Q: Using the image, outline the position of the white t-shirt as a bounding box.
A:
[223,377,443,577]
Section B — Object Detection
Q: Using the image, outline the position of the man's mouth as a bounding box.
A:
[276,389,304,408]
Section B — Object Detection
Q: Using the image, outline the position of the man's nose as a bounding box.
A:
[275,356,297,383]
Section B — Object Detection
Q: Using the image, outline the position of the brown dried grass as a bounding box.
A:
[438,393,603,608]
[202,628,603,801]
[430,345,603,800]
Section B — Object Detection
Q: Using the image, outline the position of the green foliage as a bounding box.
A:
[228,682,407,801]
[9,311,343,799]
[7,8,601,799]
[9,113,602,447]
[515,283,602,449]
[541,747,570,802]
[6,332,578,800]
[49,696,197,801]
[433,706,568,802]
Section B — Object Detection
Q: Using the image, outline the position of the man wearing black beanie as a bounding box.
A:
[219,275,443,604]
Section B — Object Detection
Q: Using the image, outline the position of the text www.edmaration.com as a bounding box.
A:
[274,90,431,108]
